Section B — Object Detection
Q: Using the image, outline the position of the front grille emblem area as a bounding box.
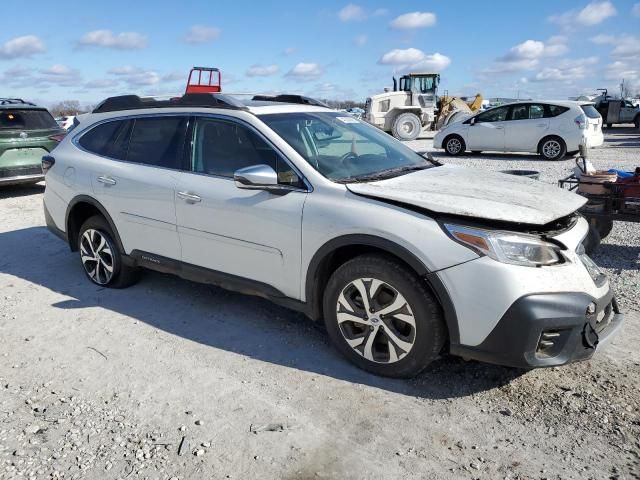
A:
[19,132,28,139]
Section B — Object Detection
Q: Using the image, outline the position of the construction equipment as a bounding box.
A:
[185,67,221,94]
[363,73,482,140]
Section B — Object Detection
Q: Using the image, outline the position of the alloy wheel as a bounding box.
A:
[542,140,561,159]
[80,229,115,285]
[447,138,462,154]
[335,278,416,364]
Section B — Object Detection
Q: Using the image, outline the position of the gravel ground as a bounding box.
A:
[0,127,639,479]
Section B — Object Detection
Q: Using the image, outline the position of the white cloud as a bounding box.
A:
[338,4,366,21]
[85,79,119,89]
[372,8,388,16]
[184,25,221,44]
[353,34,367,47]
[79,30,147,50]
[590,34,640,58]
[531,57,598,82]
[40,64,74,76]
[0,35,45,60]
[489,37,570,73]
[36,64,82,87]
[246,64,279,77]
[106,65,161,87]
[379,48,450,73]
[286,63,324,80]
[633,3,640,16]
[161,72,184,82]
[108,65,144,75]
[550,1,617,27]
[390,12,437,30]
[283,47,296,56]
[379,48,426,65]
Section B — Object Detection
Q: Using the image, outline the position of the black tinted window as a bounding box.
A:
[476,106,509,123]
[127,117,188,169]
[0,109,58,130]
[79,120,131,159]
[545,105,570,118]
[510,104,529,121]
[192,118,303,187]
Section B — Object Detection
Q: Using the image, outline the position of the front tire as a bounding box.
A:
[392,113,421,141]
[78,216,139,288]
[539,137,566,161]
[444,135,466,156]
[322,254,446,378]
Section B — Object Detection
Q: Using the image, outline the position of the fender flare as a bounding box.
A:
[65,195,126,254]
[305,234,460,343]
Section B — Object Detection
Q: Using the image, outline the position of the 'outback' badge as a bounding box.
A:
[19,132,28,139]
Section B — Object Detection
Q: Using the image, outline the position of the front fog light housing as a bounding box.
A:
[445,224,564,267]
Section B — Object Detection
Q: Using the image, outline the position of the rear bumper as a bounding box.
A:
[450,289,623,368]
[0,165,44,186]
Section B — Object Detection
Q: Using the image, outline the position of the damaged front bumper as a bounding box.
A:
[450,288,624,368]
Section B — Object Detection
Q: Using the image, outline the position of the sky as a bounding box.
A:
[1,0,639,107]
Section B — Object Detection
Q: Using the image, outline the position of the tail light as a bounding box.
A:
[42,155,55,173]
[574,114,587,130]
[48,134,66,142]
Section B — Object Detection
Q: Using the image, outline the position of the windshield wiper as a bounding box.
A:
[339,164,431,183]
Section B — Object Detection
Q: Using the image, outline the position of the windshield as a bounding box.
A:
[259,112,432,182]
[0,109,59,130]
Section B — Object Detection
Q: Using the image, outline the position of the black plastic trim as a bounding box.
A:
[304,234,459,342]
[65,195,126,254]
[44,204,68,243]
[450,290,622,368]
[128,250,310,315]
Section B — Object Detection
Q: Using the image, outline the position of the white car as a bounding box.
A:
[42,93,622,377]
[55,115,75,130]
[434,101,603,160]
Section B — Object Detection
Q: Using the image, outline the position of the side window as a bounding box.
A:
[192,118,304,188]
[530,104,545,119]
[510,104,529,121]
[79,120,131,160]
[126,117,188,169]
[476,106,508,123]
[545,105,570,118]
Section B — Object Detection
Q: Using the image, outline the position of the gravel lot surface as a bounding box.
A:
[1,127,639,479]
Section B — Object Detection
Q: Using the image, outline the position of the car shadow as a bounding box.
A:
[0,226,525,400]
[592,243,640,271]
[431,151,573,163]
[0,183,45,199]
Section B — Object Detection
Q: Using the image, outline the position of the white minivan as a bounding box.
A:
[434,101,603,160]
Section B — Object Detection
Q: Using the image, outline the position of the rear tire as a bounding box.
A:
[539,136,566,161]
[606,123,612,129]
[634,116,640,130]
[444,135,466,156]
[322,254,446,378]
[583,225,601,255]
[589,217,614,240]
[78,216,140,288]
[392,113,421,141]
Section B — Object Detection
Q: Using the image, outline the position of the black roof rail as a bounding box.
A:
[92,93,247,114]
[251,94,330,108]
[0,98,36,106]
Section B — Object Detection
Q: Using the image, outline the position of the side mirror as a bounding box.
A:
[470,117,476,126]
[234,164,280,190]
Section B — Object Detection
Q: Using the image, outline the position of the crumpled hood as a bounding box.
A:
[346,166,587,226]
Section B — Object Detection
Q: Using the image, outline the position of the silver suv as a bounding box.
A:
[42,93,623,377]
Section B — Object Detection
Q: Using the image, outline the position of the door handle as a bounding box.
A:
[495,126,504,130]
[177,191,202,203]
[537,123,547,127]
[97,175,117,186]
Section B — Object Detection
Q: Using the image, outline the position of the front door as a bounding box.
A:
[466,105,509,151]
[175,116,308,299]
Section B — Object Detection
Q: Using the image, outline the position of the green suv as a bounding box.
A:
[0,98,65,186]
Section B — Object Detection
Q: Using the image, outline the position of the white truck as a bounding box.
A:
[593,92,640,129]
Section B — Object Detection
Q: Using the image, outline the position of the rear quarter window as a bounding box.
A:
[0,109,59,130]
[544,105,570,118]
[78,120,132,160]
[580,105,601,119]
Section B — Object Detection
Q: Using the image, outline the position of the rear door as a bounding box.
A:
[466,106,509,151]
[504,103,549,152]
[82,116,187,260]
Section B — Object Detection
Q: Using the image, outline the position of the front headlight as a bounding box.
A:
[445,224,564,267]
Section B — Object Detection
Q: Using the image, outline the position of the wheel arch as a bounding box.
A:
[65,195,125,254]
[305,234,460,343]
[537,134,566,154]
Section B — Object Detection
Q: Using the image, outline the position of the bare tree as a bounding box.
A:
[49,100,84,117]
